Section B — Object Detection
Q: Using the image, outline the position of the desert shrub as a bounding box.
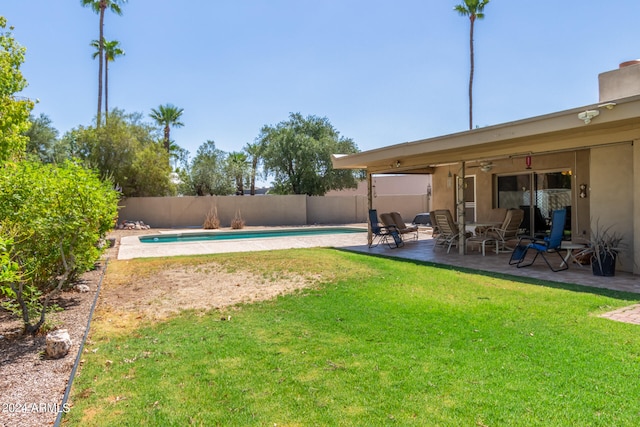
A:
[0,160,119,334]
[231,210,245,229]
[203,206,220,229]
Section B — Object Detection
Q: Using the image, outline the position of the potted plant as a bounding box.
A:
[585,221,624,277]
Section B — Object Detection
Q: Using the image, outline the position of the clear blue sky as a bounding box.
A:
[4,1,640,158]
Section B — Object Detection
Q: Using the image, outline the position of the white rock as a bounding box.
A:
[46,329,72,359]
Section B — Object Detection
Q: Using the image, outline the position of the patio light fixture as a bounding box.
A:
[578,109,599,124]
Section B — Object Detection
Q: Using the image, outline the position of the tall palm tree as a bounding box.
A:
[81,0,127,127]
[454,0,489,130]
[149,104,185,152]
[91,39,124,122]
[103,39,124,120]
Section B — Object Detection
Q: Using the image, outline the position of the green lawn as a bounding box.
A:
[66,249,640,426]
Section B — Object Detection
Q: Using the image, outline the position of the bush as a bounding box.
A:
[0,160,119,334]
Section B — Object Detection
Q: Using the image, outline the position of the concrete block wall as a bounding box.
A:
[117,194,429,228]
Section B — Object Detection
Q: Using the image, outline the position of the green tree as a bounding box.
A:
[227,151,249,195]
[81,0,127,127]
[186,140,233,196]
[149,103,184,152]
[454,0,489,130]
[130,143,175,196]
[69,109,173,196]
[92,38,124,122]
[258,113,360,196]
[24,113,59,163]
[0,16,34,162]
[244,141,262,195]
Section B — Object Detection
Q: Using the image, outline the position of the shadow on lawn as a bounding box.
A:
[336,248,640,302]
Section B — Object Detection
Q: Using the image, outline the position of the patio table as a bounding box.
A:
[560,242,587,268]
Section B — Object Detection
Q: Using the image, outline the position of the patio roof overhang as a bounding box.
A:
[332,95,640,174]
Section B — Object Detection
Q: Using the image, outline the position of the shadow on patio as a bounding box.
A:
[342,234,640,295]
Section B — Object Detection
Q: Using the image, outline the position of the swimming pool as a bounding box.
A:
[138,227,367,243]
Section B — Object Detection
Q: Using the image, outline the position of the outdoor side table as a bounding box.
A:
[560,242,587,268]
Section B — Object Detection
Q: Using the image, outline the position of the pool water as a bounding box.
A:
[138,227,366,243]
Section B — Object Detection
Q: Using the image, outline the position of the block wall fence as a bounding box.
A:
[117,195,431,228]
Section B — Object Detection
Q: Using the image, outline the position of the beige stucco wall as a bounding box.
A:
[119,196,308,228]
[590,143,635,273]
[325,174,431,196]
[118,194,428,228]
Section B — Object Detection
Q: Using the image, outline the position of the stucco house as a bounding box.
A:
[332,61,640,275]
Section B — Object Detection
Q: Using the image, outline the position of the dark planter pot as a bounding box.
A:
[592,252,617,276]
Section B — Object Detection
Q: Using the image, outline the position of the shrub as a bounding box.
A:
[0,160,119,334]
[231,210,245,229]
[203,206,220,229]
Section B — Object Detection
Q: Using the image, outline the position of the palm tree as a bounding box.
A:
[454,0,489,130]
[244,142,262,195]
[103,39,124,121]
[227,152,249,195]
[91,39,124,122]
[81,0,127,127]
[149,104,185,152]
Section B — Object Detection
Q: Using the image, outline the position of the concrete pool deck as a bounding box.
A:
[117,226,371,260]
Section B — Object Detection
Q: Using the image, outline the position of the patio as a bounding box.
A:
[343,232,640,295]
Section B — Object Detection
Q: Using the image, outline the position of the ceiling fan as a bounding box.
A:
[479,161,494,173]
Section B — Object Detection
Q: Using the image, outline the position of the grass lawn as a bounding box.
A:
[66,249,640,426]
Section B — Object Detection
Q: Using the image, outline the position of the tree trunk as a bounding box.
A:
[164,126,171,152]
[97,4,105,127]
[250,157,257,195]
[468,16,475,130]
[104,53,109,123]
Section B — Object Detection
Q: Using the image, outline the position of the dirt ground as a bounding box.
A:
[0,228,318,427]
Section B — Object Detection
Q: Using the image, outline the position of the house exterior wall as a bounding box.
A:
[431,151,588,221]
[590,143,635,273]
[325,174,431,196]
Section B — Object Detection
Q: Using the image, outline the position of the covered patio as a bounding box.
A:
[333,63,640,276]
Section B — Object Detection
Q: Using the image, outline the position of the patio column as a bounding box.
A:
[367,172,373,246]
[634,140,640,274]
[457,161,466,254]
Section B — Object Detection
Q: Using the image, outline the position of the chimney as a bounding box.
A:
[598,60,640,102]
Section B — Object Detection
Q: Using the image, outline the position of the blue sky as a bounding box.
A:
[4,1,640,158]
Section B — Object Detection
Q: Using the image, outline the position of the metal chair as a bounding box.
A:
[368,209,403,248]
[509,209,568,271]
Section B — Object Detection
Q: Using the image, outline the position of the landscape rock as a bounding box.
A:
[45,329,72,359]
[118,220,151,230]
[75,284,91,293]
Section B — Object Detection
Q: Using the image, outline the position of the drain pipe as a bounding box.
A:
[54,257,109,427]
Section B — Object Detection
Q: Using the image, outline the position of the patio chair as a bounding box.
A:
[467,208,523,255]
[429,211,440,238]
[389,212,419,240]
[368,209,403,248]
[431,209,460,253]
[508,208,568,271]
[474,208,507,236]
[379,212,411,246]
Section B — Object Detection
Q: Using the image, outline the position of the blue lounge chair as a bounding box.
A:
[368,209,403,248]
[509,209,568,271]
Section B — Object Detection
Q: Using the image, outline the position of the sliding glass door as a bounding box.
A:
[497,171,572,237]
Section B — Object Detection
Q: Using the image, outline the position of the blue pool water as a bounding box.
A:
[138,227,366,243]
